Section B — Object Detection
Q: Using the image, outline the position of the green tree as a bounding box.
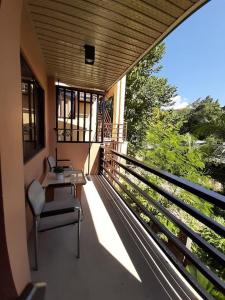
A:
[180,96,223,140]
[125,43,177,154]
[179,97,225,190]
[141,109,205,181]
[136,109,214,217]
[123,45,225,299]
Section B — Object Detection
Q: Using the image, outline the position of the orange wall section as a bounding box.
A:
[0,0,31,295]
[20,5,56,237]
[20,4,51,187]
[57,143,101,175]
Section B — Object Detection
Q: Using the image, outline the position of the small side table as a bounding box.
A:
[42,170,86,201]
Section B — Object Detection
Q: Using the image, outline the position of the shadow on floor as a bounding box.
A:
[28,182,171,300]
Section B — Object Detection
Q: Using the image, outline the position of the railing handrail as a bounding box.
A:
[111,150,225,210]
[100,147,225,299]
[102,158,225,263]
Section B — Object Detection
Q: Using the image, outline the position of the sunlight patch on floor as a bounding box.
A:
[84,181,142,282]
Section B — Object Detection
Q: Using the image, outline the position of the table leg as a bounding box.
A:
[45,186,54,202]
[76,185,82,201]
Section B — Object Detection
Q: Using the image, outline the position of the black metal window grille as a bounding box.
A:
[21,55,45,163]
[56,86,104,143]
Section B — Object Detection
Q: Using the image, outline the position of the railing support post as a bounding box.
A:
[99,146,104,175]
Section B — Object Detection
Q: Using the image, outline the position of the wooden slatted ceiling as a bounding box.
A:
[27,0,207,91]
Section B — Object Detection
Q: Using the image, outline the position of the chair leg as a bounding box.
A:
[34,217,38,270]
[76,209,81,258]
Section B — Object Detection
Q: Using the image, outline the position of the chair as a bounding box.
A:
[47,155,73,172]
[27,180,81,270]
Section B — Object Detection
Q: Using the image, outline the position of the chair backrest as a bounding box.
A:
[27,180,45,216]
[47,156,56,171]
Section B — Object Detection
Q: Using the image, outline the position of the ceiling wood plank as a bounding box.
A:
[27,0,208,91]
[42,50,126,72]
[34,24,141,58]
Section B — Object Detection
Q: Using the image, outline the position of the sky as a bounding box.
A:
[158,0,225,109]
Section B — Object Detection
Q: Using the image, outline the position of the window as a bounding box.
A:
[56,86,104,143]
[21,55,45,162]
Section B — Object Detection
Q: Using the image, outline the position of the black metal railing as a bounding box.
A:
[103,122,127,142]
[56,85,104,143]
[100,147,225,300]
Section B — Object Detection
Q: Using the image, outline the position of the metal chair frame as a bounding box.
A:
[27,180,81,270]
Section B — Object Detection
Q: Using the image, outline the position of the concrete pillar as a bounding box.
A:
[110,75,126,143]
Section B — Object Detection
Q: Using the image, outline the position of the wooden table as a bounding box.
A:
[42,170,86,201]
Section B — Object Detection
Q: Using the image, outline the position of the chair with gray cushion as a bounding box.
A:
[27,180,81,270]
[47,155,73,172]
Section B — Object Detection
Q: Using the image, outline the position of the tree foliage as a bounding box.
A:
[124,43,225,300]
[125,43,177,154]
[180,96,224,140]
[141,109,205,180]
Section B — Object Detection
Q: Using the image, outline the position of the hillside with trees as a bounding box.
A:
[124,43,225,299]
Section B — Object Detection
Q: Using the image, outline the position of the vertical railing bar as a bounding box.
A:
[83,92,86,141]
[33,82,37,147]
[77,91,80,142]
[63,88,66,142]
[96,94,99,142]
[89,94,93,143]
[28,82,32,141]
[56,86,59,142]
[70,90,73,142]
[88,94,93,175]
[101,96,105,143]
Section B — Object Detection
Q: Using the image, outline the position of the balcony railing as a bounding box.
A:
[103,122,127,142]
[100,147,225,299]
[56,122,127,144]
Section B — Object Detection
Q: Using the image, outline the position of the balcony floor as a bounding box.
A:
[29,176,192,300]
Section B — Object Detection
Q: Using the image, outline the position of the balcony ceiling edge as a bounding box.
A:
[25,0,209,91]
[107,0,208,92]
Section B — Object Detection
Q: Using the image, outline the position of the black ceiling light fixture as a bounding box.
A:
[84,44,95,65]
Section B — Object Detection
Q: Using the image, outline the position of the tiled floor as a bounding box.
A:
[29,176,190,300]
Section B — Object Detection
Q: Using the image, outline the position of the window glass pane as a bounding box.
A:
[21,55,45,163]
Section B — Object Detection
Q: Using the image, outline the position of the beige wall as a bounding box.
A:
[0,1,102,296]
[21,4,51,187]
[57,143,101,175]
[106,75,126,126]
[0,0,30,295]
[106,76,127,146]
[20,5,56,236]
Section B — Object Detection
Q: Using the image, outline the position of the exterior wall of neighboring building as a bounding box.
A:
[0,1,31,296]
[107,76,126,127]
